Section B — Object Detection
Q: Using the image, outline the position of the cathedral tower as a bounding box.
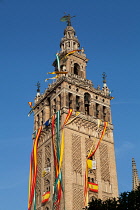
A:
[132,158,140,191]
[28,15,118,210]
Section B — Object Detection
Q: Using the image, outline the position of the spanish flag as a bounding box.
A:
[42,191,50,203]
[88,182,98,192]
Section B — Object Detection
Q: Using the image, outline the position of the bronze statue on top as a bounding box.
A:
[60,14,75,26]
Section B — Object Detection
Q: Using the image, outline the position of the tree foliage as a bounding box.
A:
[88,186,140,210]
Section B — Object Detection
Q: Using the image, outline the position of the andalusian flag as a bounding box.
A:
[88,182,98,192]
[42,191,50,203]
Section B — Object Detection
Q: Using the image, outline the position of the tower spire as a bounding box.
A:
[60,14,80,52]
[102,72,110,96]
[35,81,41,97]
[102,72,107,84]
[132,158,140,190]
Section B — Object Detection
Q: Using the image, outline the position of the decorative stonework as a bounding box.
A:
[36,149,42,193]
[45,143,51,165]
[72,184,83,210]
[72,134,82,174]
[89,192,98,201]
[44,178,50,192]
[100,143,110,182]
[85,137,95,156]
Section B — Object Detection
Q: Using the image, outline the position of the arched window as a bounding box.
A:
[68,93,73,109]
[84,93,91,115]
[103,106,107,121]
[67,32,71,38]
[45,179,50,192]
[46,158,51,167]
[60,65,66,72]
[91,178,94,183]
[95,103,99,118]
[74,63,80,75]
[89,196,97,202]
[76,96,80,111]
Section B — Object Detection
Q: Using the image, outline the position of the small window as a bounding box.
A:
[37,114,39,127]
[76,96,80,111]
[41,110,44,125]
[96,103,99,118]
[68,93,73,109]
[103,106,107,121]
[91,178,94,183]
[84,93,91,115]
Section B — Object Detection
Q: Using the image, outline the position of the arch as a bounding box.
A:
[95,103,100,118]
[76,95,80,111]
[67,31,71,38]
[74,63,80,75]
[89,196,97,202]
[84,92,91,115]
[60,65,66,72]
[46,158,51,167]
[45,179,50,192]
[103,106,107,121]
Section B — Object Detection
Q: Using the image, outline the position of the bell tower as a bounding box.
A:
[53,21,87,80]
[132,158,140,191]
[28,15,118,210]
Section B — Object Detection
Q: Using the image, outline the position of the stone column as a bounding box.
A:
[56,95,61,111]
[39,111,43,126]
[80,97,84,113]
[72,94,76,110]
[106,108,111,122]
[99,105,103,120]
[89,100,94,116]
[43,106,50,122]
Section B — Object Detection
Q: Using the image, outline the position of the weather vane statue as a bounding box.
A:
[102,72,107,84]
[60,14,75,26]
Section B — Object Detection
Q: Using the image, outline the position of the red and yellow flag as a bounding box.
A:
[28,102,33,108]
[28,126,42,210]
[88,182,98,192]
[42,191,50,203]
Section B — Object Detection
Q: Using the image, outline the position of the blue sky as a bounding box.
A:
[0,0,140,209]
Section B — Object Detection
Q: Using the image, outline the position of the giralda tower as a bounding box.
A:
[28,15,118,210]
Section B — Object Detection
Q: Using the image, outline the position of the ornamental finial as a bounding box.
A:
[36,81,40,93]
[102,72,107,84]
